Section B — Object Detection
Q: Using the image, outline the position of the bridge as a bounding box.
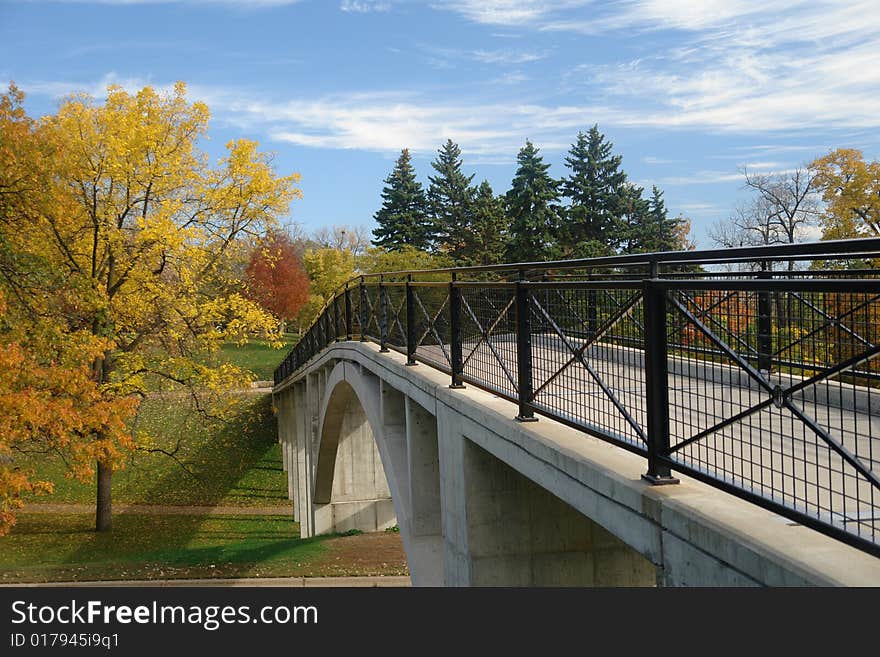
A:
[273,239,880,586]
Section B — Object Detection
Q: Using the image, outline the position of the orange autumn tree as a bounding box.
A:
[245,229,310,333]
[0,85,136,534]
[0,82,300,531]
[0,291,137,535]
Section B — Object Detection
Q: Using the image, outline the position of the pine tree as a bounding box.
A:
[618,184,651,254]
[372,148,432,251]
[561,125,628,257]
[625,185,682,253]
[461,180,507,266]
[505,141,561,263]
[428,139,476,262]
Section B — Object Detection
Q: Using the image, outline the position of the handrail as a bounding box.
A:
[275,238,880,559]
[316,237,880,313]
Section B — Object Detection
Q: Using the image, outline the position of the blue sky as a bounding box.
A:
[2,0,879,247]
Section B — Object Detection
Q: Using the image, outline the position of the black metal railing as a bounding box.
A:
[274,238,880,558]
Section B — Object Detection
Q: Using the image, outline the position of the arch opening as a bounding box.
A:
[313,379,397,535]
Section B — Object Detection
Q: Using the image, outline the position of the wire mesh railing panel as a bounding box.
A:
[529,286,647,449]
[460,286,518,398]
[346,288,360,340]
[362,284,381,341]
[666,285,880,547]
[384,284,407,352]
[412,285,451,371]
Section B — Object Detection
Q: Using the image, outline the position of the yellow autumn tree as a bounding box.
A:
[810,148,880,239]
[0,82,300,531]
[299,247,357,326]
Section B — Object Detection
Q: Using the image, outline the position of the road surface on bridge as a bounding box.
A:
[414,336,879,540]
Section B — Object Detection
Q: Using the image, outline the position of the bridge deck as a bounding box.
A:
[415,336,879,541]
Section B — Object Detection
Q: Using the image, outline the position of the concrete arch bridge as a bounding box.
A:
[274,240,880,586]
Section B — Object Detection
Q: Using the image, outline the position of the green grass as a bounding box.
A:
[23,393,287,507]
[0,513,331,583]
[217,338,294,381]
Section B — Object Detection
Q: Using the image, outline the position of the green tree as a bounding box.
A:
[372,148,431,251]
[428,139,476,263]
[461,180,508,266]
[504,140,561,263]
[358,245,451,281]
[561,126,627,257]
[624,186,683,253]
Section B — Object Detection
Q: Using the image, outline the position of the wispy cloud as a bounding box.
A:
[470,49,547,65]
[434,1,592,26]
[659,170,746,186]
[340,0,391,12]
[549,2,880,132]
[677,202,719,215]
[493,71,530,85]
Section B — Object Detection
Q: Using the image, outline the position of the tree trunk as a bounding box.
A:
[95,460,113,532]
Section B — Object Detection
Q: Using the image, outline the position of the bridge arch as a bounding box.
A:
[312,361,402,536]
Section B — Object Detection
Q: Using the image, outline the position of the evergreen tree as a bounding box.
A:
[625,185,683,253]
[618,184,651,254]
[460,180,507,266]
[504,140,561,262]
[372,148,432,251]
[561,125,628,257]
[428,139,476,262]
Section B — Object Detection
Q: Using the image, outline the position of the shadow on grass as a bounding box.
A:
[61,395,307,578]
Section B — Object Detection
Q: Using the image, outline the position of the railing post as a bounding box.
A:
[333,293,341,341]
[449,272,465,388]
[587,272,597,339]
[757,265,773,375]
[344,283,352,341]
[642,276,678,485]
[405,274,417,365]
[359,276,368,342]
[324,307,331,347]
[379,275,389,352]
[515,270,537,422]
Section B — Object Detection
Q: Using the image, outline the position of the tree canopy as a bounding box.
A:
[561,126,627,257]
[811,148,880,239]
[245,229,310,330]
[428,139,475,262]
[0,82,300,530]
[505,140,561,262]
[372,148,432,251]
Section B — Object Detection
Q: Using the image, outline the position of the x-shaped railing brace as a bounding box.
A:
[460,293,519,392]
[774,292,879,358]
[412,289,451,365]
[668,295,880,495]
[530,294,648,444]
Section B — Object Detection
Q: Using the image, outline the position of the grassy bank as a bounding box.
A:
[0,513,407,583]
[217,337,294,381]
[23,393,286,507]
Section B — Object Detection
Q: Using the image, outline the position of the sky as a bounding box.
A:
[2,0,879,248]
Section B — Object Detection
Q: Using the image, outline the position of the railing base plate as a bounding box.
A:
[641,473,680,486]
[516,415,539,423]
